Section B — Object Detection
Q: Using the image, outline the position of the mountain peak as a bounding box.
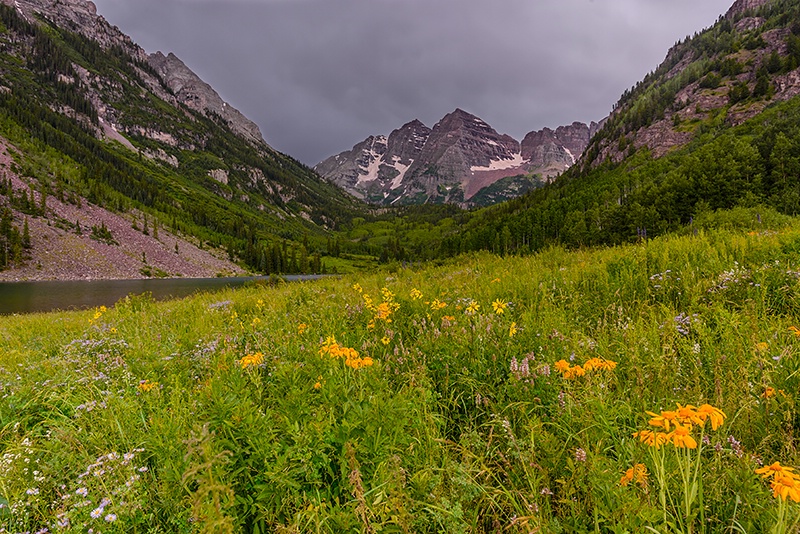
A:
[148,51,266,146]
[317,112,591,206]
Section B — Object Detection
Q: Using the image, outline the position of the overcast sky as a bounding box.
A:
[90,0,734,165]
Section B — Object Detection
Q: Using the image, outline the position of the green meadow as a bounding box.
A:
[2,210,800,533]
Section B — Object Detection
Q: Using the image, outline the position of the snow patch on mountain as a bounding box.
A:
[470,152,525,173]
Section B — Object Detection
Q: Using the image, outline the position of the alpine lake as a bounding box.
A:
[0,275,327,315]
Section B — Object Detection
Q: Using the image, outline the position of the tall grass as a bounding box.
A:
[1,222,800,532]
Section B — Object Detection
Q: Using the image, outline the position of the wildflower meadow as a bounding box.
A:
[1,220,800,532]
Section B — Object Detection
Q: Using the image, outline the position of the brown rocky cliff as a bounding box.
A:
[726,0,773,18]
[148,52,266,147]
[385,119,430,166]
[410,109,520,179]
[522,122,591,174]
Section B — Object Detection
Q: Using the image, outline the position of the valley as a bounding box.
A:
[2,0,800,531]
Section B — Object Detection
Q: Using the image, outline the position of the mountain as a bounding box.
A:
[358,0,800,262]
[0,0,361,279]
[450,0,800,251]
[583,0,793,168]
[315,109,597,206]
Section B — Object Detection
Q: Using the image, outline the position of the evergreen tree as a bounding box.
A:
[22,218,31,249]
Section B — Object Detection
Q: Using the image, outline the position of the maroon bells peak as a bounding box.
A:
[315,109,600,206]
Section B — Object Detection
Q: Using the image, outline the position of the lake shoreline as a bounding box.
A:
[0,274,333,315]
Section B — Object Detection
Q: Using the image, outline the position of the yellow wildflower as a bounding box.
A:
[251,317,261,328]
[554,360,571,374]
[772,475,800,502]
[239,352,265,369]
[756,462,797,480]
[363,293,374,309]
[430,299,447,310]
[465,301,480,315]
[633,429,669,449]
[509,322,518,337]
[491,299,507,315]
[564,365,585,379]
[375,302,393,321]
[600,359,618,371]
[696,404,726,430]
[764,386,776,399]
[298,323,308,335]
[109,327,118,334]
[620,463,648,487]
[669,424,698,449]
[320,337,374,370]
[755,342,769,352]
[137,379,159,392]
[647,410,679,432]
[381,287,395,301]
[675,403,704,427]
[352,283,363,293]
[410,288,423,300]
[381,337,390,346]
[491,278,501,284]
[99,306,107,313]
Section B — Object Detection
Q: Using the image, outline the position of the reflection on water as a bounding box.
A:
[0,275,327,315]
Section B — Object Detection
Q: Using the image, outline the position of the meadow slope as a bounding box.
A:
[1,209,800,532]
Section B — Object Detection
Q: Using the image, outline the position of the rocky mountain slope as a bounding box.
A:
[316,109,599,206]
[584,0,792,168]
[426,0,800,258]
[0,0,361,279]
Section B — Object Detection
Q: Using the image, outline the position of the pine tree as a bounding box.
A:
[22,218,30,249]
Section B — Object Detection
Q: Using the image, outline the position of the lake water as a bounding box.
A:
[0,275,327,315]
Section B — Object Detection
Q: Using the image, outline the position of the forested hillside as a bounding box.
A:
[0,2,364,276]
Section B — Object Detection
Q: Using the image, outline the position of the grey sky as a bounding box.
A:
[90,0,734,165]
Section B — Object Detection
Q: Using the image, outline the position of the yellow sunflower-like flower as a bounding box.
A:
[772,475,800,502]
[239,352,265,369]
[696,404,726,430]
[491,299,507,315]
[620,463,648,487]
[633,429,669,449]
[669,424,698,449]
[647,410,679,432]
[675,403,704,427]
[756,462,796,480]
[137,379,159,392]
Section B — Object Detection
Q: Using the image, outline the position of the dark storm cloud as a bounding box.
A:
[91,0,733,164]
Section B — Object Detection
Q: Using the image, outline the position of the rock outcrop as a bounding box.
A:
[726,0,773,18]
[148,52,265,147]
